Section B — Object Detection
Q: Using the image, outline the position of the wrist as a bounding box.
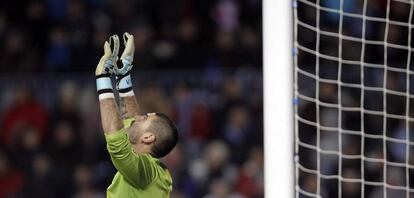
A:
[119,89,135,97]
[96,74,114,100]
[116,72,133,94]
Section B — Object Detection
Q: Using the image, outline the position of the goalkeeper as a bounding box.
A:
[95,33,178,197]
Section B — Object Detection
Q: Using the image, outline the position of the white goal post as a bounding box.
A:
[264,0,293,197]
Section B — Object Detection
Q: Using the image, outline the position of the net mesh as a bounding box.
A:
[294,0,414,197]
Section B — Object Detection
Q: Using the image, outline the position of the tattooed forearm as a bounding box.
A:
[121,96,140,118]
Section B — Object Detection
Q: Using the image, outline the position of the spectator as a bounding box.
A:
[1,86,48,148]
[72,164,105,198]
[235,147,264,197]
[189,140,237,196]
[0,149,24,197]
[204,178,245,198]
[46,27,71,71]
[48,120,82,197]
[221,104,253,164]
[23,153,56,197]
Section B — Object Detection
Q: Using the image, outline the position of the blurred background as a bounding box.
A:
[0,0,263,198]
[297,0,414,197]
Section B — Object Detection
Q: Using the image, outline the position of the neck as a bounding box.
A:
[133,144,151,155]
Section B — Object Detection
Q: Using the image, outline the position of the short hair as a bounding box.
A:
[148,113,178,158]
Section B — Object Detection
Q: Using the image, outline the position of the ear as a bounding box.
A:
[140,132,156,144]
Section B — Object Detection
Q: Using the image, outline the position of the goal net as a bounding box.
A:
[294,0,414,197]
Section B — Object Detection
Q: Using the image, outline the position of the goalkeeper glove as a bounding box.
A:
[96,35,120,99]
[114,32,135,96]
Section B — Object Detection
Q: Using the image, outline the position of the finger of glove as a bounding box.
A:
[103,41,111,57]
[110,35,120,59]
[123,32,131,45]
[121,34,135,61]
[128,36,135,55]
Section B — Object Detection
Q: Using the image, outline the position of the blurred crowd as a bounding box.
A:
[0,0,263,197]
[297,0,414,197]
[0,68,263,198]
[0,0,261,72]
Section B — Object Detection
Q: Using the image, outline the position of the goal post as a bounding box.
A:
[264,0,293,197]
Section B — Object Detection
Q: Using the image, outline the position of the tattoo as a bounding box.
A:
[119,96,128,119]
[121,96,140,118]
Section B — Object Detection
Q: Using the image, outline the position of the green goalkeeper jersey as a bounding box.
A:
[105,119,173,198]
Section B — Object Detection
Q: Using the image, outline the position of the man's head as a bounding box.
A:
[127,112,178,158]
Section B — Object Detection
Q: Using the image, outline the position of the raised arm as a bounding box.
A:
[98,34,158,189]
[96,35,123,134]
[114,33,140,118]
